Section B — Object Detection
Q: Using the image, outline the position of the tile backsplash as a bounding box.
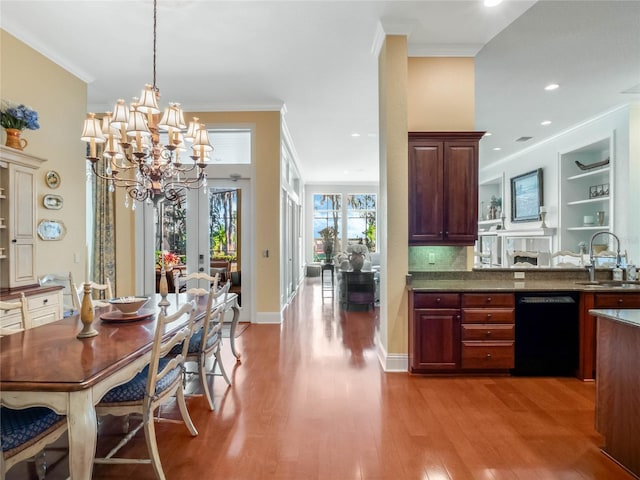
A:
[409,246,469,271]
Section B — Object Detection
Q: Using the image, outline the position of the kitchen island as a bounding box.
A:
[590,309,640,479]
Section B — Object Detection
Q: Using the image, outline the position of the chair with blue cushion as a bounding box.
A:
[38,272,79,317]
[178,280,231,410]
[93,301,198,480]
[1,406,67,480]
[174,271,219,296]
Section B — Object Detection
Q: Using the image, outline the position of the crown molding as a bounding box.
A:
[86,101,285,115]
[408,43,484,57]
[371,20,417,57]
[1,21,95,83]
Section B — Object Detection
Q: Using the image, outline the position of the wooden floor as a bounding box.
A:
[8,277,634,479]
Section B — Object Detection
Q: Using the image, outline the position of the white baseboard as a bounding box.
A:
[254,311,282,324]
[375,339,408,372]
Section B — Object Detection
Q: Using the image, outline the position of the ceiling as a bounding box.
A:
[1,1,638,184]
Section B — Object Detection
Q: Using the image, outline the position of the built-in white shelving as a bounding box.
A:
[559,136,613,253]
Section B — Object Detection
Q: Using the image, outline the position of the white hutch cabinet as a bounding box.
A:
[0,145,46,289]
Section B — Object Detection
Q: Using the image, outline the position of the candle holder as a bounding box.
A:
[540,211,548,229]
[77,282,98,339]
[158,266,171,306]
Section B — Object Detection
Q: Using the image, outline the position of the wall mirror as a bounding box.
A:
[510,168,543,223]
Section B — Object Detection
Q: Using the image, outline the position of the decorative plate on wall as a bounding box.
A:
[37,219,67,241]
[45,170,61,189]
[43,194,63,210]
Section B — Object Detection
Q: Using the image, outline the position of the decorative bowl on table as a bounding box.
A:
[108,297,149,316]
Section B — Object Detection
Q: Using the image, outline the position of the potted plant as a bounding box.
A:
[0,101,40,151]
[318,226,337,264]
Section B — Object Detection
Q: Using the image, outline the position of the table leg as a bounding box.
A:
[228,299,241,362]
[67,390,97,479]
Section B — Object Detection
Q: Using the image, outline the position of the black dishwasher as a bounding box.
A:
[513,292,579,376]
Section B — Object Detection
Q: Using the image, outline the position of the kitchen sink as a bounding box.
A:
[575,280,640,288]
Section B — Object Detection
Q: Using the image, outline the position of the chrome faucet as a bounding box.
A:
[588,231,621,282]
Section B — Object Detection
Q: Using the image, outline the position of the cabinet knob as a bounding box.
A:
[436,297,441,303]
[486,313,492,319]
[439,231,443,236]
[486,297,492,303]
[618,298,623,304]
[445,231,449,236]
[485,330,492,337]
[43,298,48,304]
[486,353,492,359]
[11,239,17,243]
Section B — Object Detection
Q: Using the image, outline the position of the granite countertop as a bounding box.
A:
[407,279,640,292]
[590,309,640,328]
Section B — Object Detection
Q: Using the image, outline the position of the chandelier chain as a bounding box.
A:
[152,0,157,90]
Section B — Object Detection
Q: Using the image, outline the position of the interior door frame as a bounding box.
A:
[193,178,253,323]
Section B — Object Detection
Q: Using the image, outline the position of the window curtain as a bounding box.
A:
[90,143,117,295]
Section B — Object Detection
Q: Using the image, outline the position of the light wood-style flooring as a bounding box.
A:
[8,277,634,479]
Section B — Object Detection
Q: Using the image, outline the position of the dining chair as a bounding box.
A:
[38,272,79,316]
[174,271,219,296]
[0,293,31,336]
[93,301,198,480]
[1,406,67,480]
[190,280,231,411]
[74,278,113,308]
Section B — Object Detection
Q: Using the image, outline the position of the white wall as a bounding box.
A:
[304,183,379,265]
[480,105,639,263]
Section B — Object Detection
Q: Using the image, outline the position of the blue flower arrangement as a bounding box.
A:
[0,101,40,130]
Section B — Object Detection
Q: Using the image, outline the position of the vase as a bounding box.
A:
[349,253,365,272]
[4,128,28,151]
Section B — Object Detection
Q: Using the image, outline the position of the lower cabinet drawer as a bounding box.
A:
[413,293,460,309]
[594,293,640,309]
[462,324,514,341]
[462,308,514,324]
[27,292,61,311]
[461,341,514,369]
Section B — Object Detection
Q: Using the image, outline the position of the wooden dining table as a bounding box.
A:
[0,291,241,479]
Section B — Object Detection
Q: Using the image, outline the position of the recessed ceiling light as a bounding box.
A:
[493,147,502,151]
[541,120,552,126]
[484,0,503,6]
[544,83,560,91]
[351,133,361,137]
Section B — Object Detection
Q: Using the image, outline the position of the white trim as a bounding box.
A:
[376,340,408,372]
[87,102,285,116]
[408,43,482,57]
[371,20,416,57]
[1,21,95,83]
[481,104,631,172]
[254,311,282,324]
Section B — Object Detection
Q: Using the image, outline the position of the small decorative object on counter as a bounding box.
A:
[612,266,623,281]
[626,264,637,281]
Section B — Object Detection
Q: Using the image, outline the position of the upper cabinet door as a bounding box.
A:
[444,141,478,244]
[408,132,483,246]
[408,141,444,244]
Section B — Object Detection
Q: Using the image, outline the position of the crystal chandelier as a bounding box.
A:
[80,0,212,208]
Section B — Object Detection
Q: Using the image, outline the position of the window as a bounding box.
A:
[347,194,377,252]
[313,194,341,262]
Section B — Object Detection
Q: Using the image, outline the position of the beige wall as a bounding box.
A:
[1,29,88,286]
[380,51,476,361]
[407,57,475,131]
[378,35,409,356]
[187,111,282,315]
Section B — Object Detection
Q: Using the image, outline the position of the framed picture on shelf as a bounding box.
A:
[510,168,543,223]
[589,185,598,199]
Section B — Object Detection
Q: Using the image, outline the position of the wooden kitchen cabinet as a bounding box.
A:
[408,132,484,245]
[461,293,515,371]
[409,293,460,372]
